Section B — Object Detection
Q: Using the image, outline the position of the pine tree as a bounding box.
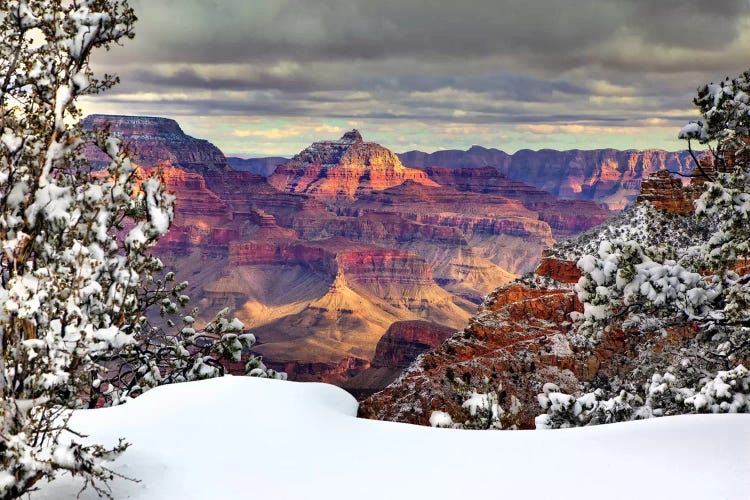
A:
[0,2,282,497]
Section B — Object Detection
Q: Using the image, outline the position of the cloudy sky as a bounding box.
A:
[81,0,750,157]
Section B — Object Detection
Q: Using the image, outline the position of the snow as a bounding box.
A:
[428,410,453,428]
[37,376,750,500]
[1,130,23,153]
[678,121,708,141]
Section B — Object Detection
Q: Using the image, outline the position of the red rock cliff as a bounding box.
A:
[83,114,230,175]
[269,130,438,198]
[371,321,456,369]
[636,169,704,214]
[360,273,699,428]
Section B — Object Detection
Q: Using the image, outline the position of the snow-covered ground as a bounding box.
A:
[38,376,749,500]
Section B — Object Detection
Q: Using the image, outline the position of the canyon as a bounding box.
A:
[84,115,697,393]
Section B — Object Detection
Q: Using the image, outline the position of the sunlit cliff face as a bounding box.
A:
[268,131,438,198]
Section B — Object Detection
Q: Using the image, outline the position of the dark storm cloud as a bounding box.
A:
[125,66,589,103]
[100,89,633,126]
[625,0,748,48]
[129,68,346,93]
[83,0,750,154]
[364,74,589,101]
[114,0,746,66]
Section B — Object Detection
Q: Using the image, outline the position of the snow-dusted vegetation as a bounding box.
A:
[0,2,281,497]
[536,69,750,429]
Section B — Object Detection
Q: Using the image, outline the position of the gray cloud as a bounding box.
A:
[112,0,746,65]
[84,0,750,154]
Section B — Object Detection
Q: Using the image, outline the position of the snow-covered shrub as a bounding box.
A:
[0,2,282,497]
[441,378,523,430]
[679,70,750,162]
[92,304,286,407]
[536,365,750,429]
[534,383,581,429]
[535,383,641,429]
[569,69,750,331]
[461,390,504,430]
[684,365,750,413]
[428,411,454,428]
[575,239,721,340]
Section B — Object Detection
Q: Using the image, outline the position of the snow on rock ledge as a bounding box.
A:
[38,377,749,500]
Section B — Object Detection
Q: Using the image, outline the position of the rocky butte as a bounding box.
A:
[83,115,617,389]
[83,115,230,175]
[268,130,438,198]
[343,320,457,399]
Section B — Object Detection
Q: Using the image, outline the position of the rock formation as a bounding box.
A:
[371,321,458,369]
[216,238,474,371]
[269,130,438,198]
[421,167,612,238]
[636,169,702,214]
[146,162,230,227]
[399,147,695,210]
[359,170,714,427]
[534,256,581,284]
[83,115,230,175]
[343,321,457,398]
[360,256,700,428]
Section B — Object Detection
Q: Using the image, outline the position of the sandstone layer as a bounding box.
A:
[636,169,702,214]
[422,167,612,238]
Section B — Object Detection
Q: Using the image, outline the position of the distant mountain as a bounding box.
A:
[227,156,288,176]
[398,146,695,210]
[399,145,510,170]
[250,144,696,210]
[82,115,230,175]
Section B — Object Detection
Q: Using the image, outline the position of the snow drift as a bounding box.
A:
[38,376,749,500]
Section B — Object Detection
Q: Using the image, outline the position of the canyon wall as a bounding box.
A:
[86,115,620,386]
[360,169,707,426]
[83,115,230,175]
[400,146,695,210]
